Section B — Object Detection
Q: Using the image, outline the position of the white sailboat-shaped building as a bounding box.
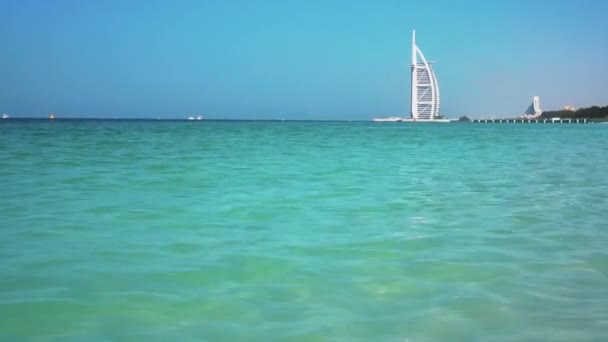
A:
[410,30,440,120]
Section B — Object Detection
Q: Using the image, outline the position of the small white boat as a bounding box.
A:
[1,113,10,119]
[187,116,195,120]
[372,116,403,122]
[401,118,451,123]
[196,115,203,120]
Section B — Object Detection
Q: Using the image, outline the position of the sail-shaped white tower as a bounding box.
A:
[524,96,543,117]
[410,30,440,120]
[532,96,542,116]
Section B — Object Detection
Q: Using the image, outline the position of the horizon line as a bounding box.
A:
[0,117,376,122]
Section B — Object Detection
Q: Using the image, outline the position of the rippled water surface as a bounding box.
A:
[1,120,607,341]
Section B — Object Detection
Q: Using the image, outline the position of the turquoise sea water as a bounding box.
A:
[1,120,607,341]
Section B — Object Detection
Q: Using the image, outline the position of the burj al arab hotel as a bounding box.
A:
[410,30,441,120]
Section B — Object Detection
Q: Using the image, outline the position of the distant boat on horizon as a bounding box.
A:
[372,116,403,122]
[372,116,452,123]
[49,113,55,120]
[402,118,452,123]
[187,115,204,121]
[2,113,10,119]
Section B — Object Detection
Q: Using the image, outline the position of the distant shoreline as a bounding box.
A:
[1,117,373,122]
[3,117,607,123]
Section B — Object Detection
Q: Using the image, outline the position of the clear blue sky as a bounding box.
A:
[1,0,607,119]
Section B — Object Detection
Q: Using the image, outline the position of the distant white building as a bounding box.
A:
[523,96,543,118]
[410,30,440,120]
[375,31,443,123]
